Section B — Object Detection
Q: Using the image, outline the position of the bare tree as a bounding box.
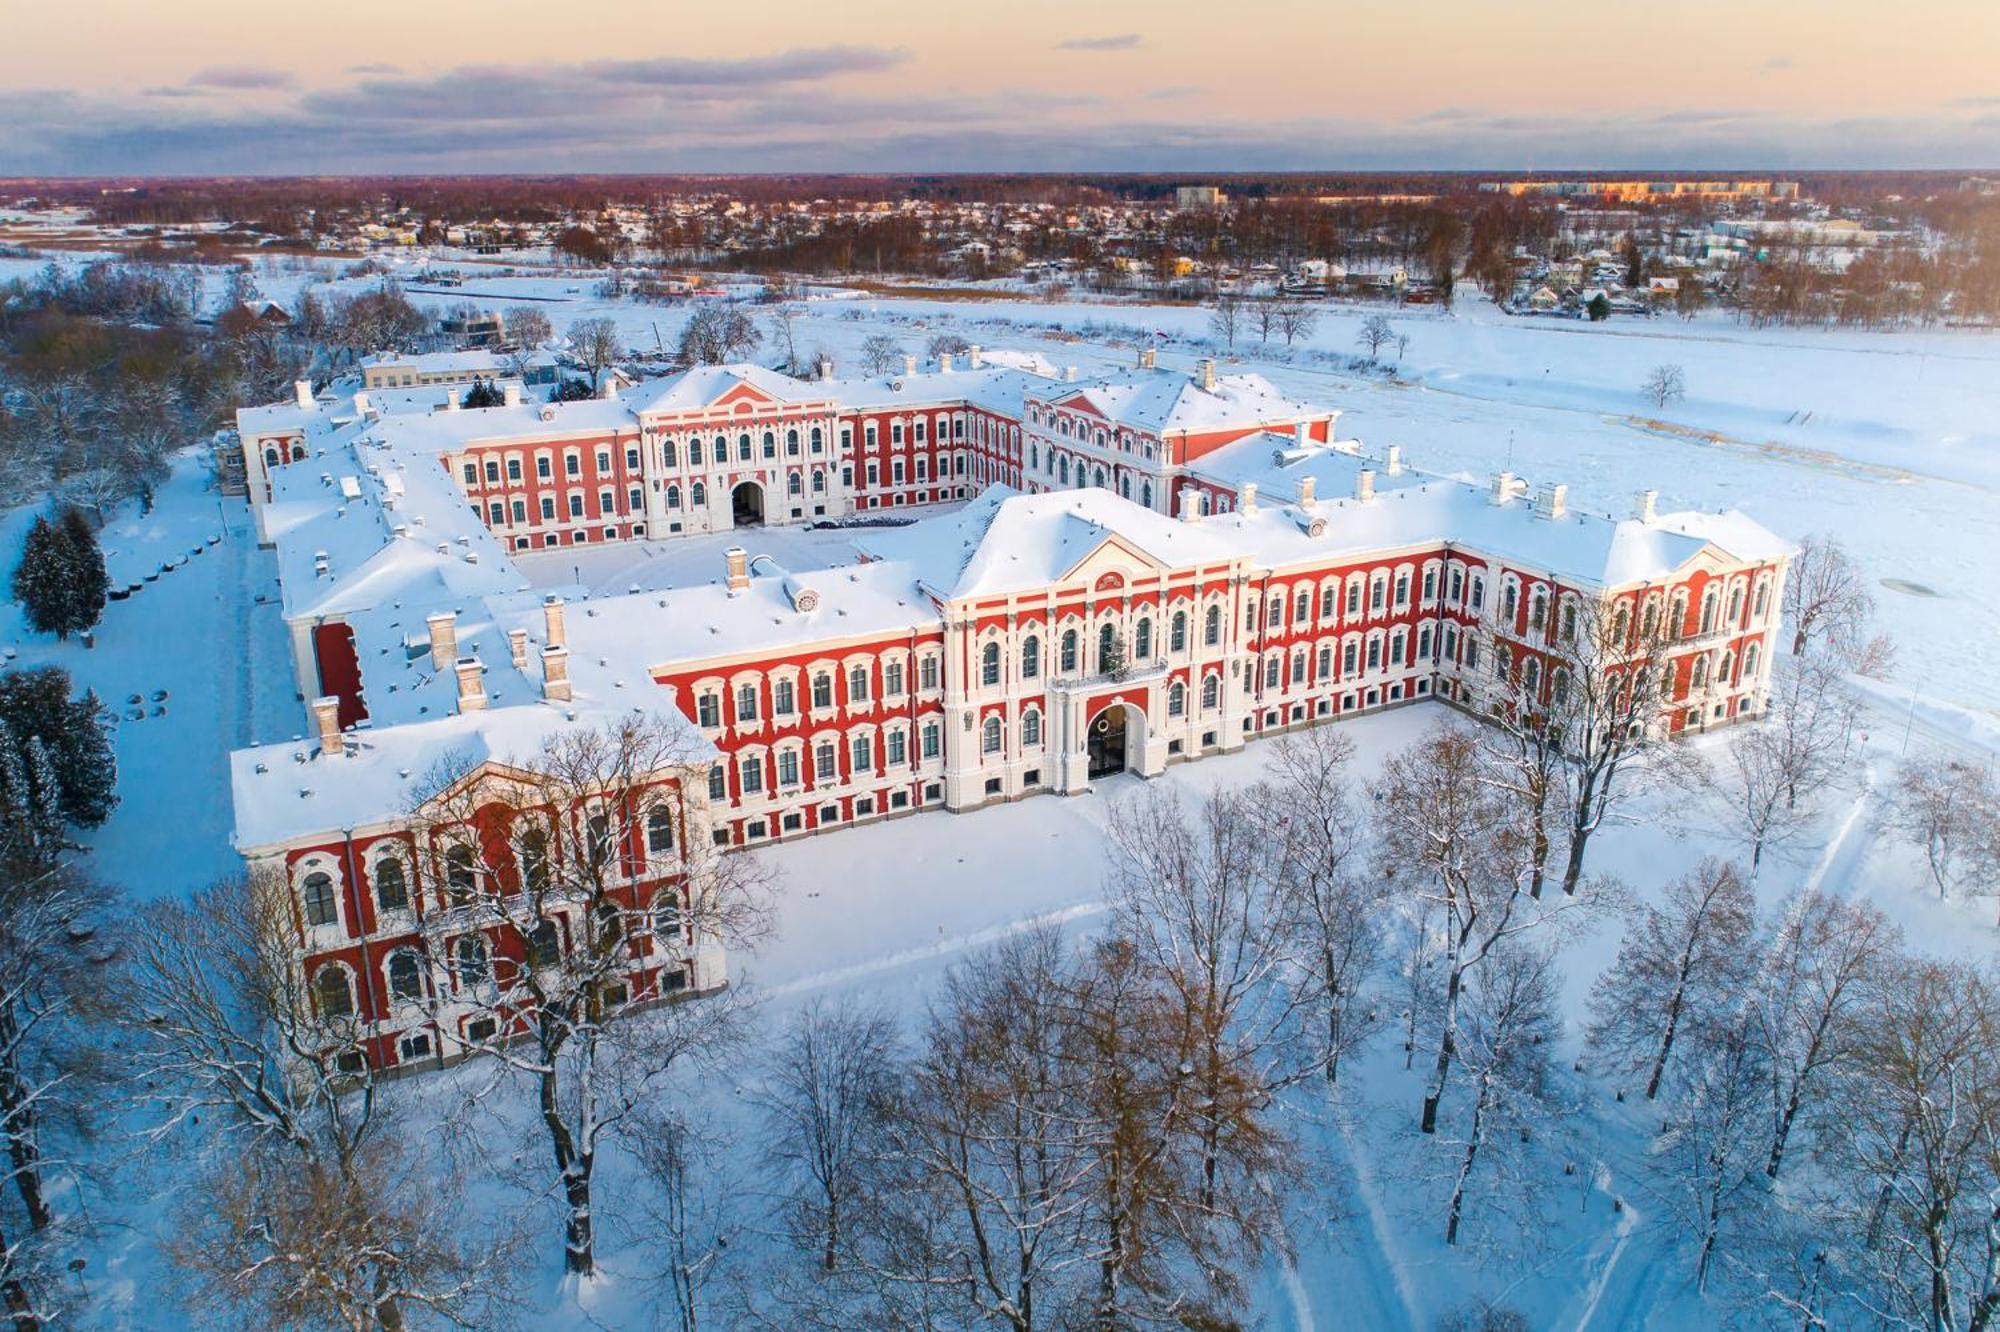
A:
[1752,891,1900,1180]
[1837,954,1999,1332]
[1442,942,1562,1247]
[1258,727,1387,1084]
[1207,293,1242,349]
[857,334,903,376]
[501,306,551,352]
[1653,1013,1772,1291]
[678,305,762,366]
[120,870,512,1330]
[1357,313,1395,360]
[754,999,897,1274]
[1374,723,1581,1134]
[1104,784,1298,1201]
[1274,299,1320,347]
[1587,858,1756,1099]
[632,1108,738,1332]
[1250,300,1277,344]
[565,316,622,392]
[410,714,771,1275]
[1888,751,2000,902]
[924,332,971,359]
[1642,363,1688,410]
[1709,726,1816,875]
[1783,534,1875,658]
[765,303,805,375]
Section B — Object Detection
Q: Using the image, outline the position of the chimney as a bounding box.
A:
[598,378,618,400]
[1142,347,1157,369]
[1180,484,1204,523]
[1491,471,1516,505]
[937,353,953,373]
[724,546,750,595]
[967,345,983,369]
[541,645,572,702]
[1297,475,1317,509]
[902,355,917,377]
[542,595,567,650]
[443,387,461,411]
[1196,359,1216,391]
[502,383,522,407]
[294,380,314,410]
[454,657,487,713]
[816,355,835,381]
[1633,489,1658,523]
[1385,445,1403,475]
[1355,469,1376,503]
[426,610,457,669]
[311,696,344,759]
[508,626,529,670]
[352,391,371,415]
[1294,420,1309,446]
[1533,482,1568,520]
[1238,482,1258,515]
[1064,365,1078,383]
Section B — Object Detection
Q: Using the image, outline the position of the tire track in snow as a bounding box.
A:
[750,900,1110,1000]
[1325,1090,1426,1332]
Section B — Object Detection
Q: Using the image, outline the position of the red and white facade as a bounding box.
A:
[231,349,1792,1077]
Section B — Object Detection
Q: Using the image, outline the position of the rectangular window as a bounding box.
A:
[736,684,757,722]
[568,494,584,518]
[537,456,552,479]
[741,756,763,793]
[774,680,795,715]
[626,447,640,469]
[920,656,940,690]
[1346,585,1361,616]
[565,454,581,477]
[707,766,726,800]
[815,745,837,781]
[922,722,940,758]
[886,729,907,765]
[851,736,873,771]
[777,750,800,787]
[484,461,500,484]
[885,662,905,696]
[506,458,522,482]
[697,693,720,728]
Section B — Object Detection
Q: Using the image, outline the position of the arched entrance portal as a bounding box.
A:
[1087,704,1130,779]
[731,482,764,528]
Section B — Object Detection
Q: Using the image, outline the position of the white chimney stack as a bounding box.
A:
[1180,484,1204,523]
[502,384,522,407]
[1355,469,1376,503]
[902,355,917,377]
[1491,471,1517,505]
[294,380,315,410]
[1196,359,1216,391]
[426,610,457,670]
[1385,445,1403,475]
[967,344,984,369]
[1239,482,1258,514]
[454,657,487,713]
[443,387,461,412]
[1534,482,1569,521]
[1294,420,1309,445]
[1064,365,1078,383]
[1297,475,1317,509]
[543,595,567,650]
[508,626,529,670]
[541,645,572,702]
[1634,489,1658,522]
[816,355,835,381]
[598,378,618,400]
[724,546,750,595]
[311,696,343,759]
[937,353,953,373]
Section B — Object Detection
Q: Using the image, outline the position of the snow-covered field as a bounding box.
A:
[6,248,1997,1328]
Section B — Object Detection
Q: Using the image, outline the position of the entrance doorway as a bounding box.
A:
[731,482,764,528]
[1087,705,1129,779]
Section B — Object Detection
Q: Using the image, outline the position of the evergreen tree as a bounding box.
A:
[0,670,116,837]
[548,377,595,403]
[1587,292,1612,322]
[461,376,504,408]
[12,517,81,641]
[56,507,107,635]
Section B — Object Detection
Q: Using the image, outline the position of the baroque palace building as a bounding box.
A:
[231,346,1791,1075]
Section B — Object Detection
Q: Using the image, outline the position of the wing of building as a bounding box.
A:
[231,346,1792,1077]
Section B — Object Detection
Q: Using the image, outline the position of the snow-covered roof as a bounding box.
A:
[1033,365,1327,436]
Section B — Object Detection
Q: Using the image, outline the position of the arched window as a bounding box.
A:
[373,856,408,912]
[1097,623,1114,668]
[1170,611,1187,652]
[1503,583,1519,623]
[1168,681,1186,716]
[1523,658,1542,696]
[301,871,338,928]
[527,919,561,968]
[1135,617,1152,660]
[1743,642,1761,680]
[1022,710,1042,746]
[1060,629,1078,673]
[646,806,675,856]
[737,433,753,462]
[982,715,1002,755]
[455,935,490,986]
[1021,634,1041,679]
[1692,655,1710,688]
[786,428,800,456]
[981,641,1001,686]
[1700,592,1719,635]
[1529,590,1547,632]
[1719,650,1736,685]
[788,473,803,496]
[517,825,550,894]
[653,890,682,940]
[1204,605,1222,646]
[1727,586,1743,623]
[445,845,477,905]
[666,484,681,509]
[388,951,424,1002]
[691,481,707,508]
[313,967,353,1019]
[1551,667,1570,706]
[1752,580,1770,618]
[595,901,624,948]
[812,470,827,493]
[1201,674,1220,709]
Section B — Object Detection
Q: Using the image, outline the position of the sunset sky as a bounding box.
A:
[3,0,1995,173]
